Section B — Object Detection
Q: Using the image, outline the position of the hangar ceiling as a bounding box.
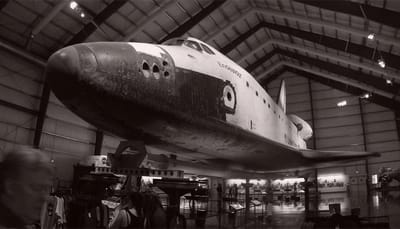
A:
[0,0,399,110]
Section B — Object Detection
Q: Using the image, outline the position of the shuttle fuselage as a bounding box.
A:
[46,37,375,172]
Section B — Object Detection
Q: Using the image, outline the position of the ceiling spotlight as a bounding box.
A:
[367,33,375,40]
[378,59,386,68]
[337,100,347,107]
[80,12,85,18]
[70,1,78,10]
[386,79,392,85]
[361,93,371,99]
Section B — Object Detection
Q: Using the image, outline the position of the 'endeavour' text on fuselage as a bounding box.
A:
[217,61,241,78]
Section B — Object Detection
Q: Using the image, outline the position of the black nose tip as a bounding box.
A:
[47,46,79,78]
[46,46,80,99]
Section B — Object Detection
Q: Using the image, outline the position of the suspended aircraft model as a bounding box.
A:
[46,37,378,177]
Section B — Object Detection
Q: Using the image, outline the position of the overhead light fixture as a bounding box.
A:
[80,12,85,18]
[337,100,347,107]
[69,1,78,10]
[378,58,386,68]
[367,33,375,40]
[386,79,392,85]
[361,93,371,99]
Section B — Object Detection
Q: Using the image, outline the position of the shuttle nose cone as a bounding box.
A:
[46,46,80,99]
[46,45,97,100]
[47,46,79,80]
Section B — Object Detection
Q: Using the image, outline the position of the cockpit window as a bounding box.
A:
[200,43,215,55]
[163,39,184,46]
[184,40,202,52]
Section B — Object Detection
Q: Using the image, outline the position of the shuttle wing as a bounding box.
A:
[300,149,379,162]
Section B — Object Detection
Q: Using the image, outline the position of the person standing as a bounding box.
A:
[0,146,53,229]
[266,201,273,225]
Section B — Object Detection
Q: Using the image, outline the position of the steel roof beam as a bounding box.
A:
[220,22,263,54]
[294,0,400,29]
[210,8,399,49]
[259,65,286,86]
[31,0,69,39]
[237,39,399,81]
[67,0,129,46]
[245,49,278,72]
[123,1,177,42]
[255,8,400,49]
[257,61,397,101]
[160,0,226,43]
[221,22,399,80]
[275,48,400,95]
[0,39,45,67]
[260,21,400,71]
[203,7,253,43]
[0,0,10,11]
[285,67,400,111]
[230,21,400,72]
[260,64,400,111]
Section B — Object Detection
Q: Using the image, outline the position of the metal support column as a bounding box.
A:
[94,130,104,155]
[244,179,251,226]
[359,98,372,217]
[358,98,370,195]
[304,177,309,215]
[395,110,400,141]
[314,168,319,217]
[308,79,317,149]
[33,82,50,148]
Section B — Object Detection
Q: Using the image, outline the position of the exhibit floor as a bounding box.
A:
[184,189,400,228]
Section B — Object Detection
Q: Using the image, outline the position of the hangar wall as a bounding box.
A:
[267,72,400,182]
[0,48,42,152]
[0,47,127,183]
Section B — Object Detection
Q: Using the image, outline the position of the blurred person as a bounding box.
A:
[108,192,166,229]
[266,201,273,224]
[0,146,53,228]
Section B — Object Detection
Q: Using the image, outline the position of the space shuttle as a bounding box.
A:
[46,37,378,176]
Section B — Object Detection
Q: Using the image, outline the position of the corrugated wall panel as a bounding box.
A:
[363,111,394,123]
[312,89,349,100]
[313,96,354,109]
[314,106,362,119]
[365,121,397,132]
[366,141,400,153]
[368,151,400,164]
[317,125,363,139]
[40,134,93,158]
[287,93,309,104]
[49,92,66,106]
[0,48,43,81]
[0,84,39,110]
[318,144,365,151]
[101,134,123,155]
[0,125,35,159]
[0,47,40,157]
[0,105,36,127]
[317,135,364,149]
[0,67,42,96]
[43,118,96,144]
[366,131,398,143]
[46,102,92,128]
[314,115,362,129]
[363,103,387,113]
